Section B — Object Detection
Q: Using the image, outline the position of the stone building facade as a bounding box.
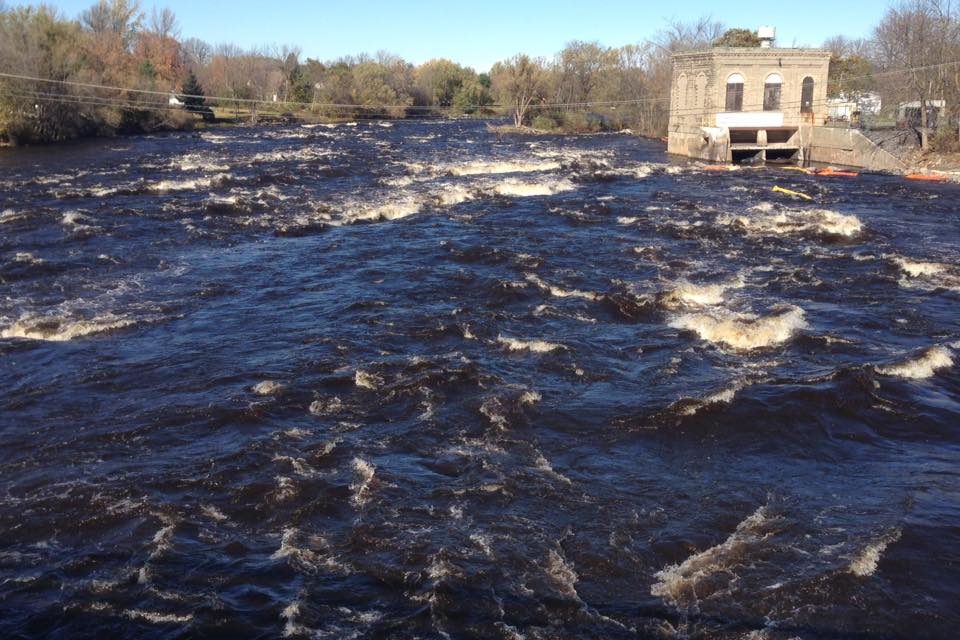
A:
[667,47,832,163]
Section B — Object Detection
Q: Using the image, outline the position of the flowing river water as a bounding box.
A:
[1,120,959,639]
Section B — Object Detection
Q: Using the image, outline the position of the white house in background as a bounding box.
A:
[897,99,946,128]
[168,93,183,106]
[827,92,882,122]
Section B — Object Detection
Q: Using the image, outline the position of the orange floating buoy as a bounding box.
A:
[817,168,859,178]
[906,173,948,182]
[703,165,732,172]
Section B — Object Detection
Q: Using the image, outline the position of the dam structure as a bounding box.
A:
[667,27,904,171]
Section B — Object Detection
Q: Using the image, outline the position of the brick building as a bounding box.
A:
[667,30,832,164]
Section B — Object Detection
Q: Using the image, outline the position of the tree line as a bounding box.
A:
[2,0,960,146]
[825,0,960,150]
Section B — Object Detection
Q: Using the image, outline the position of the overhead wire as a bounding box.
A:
[2,56,958,118]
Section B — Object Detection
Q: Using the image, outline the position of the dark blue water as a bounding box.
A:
[1,120,959,639]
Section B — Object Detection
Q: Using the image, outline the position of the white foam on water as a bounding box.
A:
[545,549,579,599]
[273,455,319,478]
[343,197,422,223]
[719,206,863,239]
[171,153,230,172]
[1,313,138,341]
[534,453,572,485]
[662,277,744,309]
[446,159,561,176]
[432,184,476,206]
[250,148,337,163]
[876,346,953,380]
[651,505,776,610]
[519,390,541,405]
[61,210,93,228]
[525,273,599,301]
[530,147,614,164]
[496,335,565,353]
[681,384,743,416]
[274,476,297,502]
[888,255,960,291]
[136,518,177,585]
[122,610,193,625]
[892,256,947,277]
[309,396,343,415]
[252,380,285,396]
[275,530,350,575]
[12,252,43,265]
[489,178,575,198]
[381,175,422,187]
[1,208,25,224]
[479,397,509,430]
[670,306,807,350]
[150,173,232,193]
[272,527,304,560]
[470,532,493,557]
[200,505,228,522]
[496,623,527,640]
[848,529,901,576]
[354,369,382,390]
[201,132,231,144]
[281,600,309,638]
[152,523,175,551]
[350,458,376,507]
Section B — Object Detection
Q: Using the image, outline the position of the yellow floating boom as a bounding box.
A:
[772,185,813,201]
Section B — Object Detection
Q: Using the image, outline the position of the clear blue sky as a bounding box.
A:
[44,0,884,71]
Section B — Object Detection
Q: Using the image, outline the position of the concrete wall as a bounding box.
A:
[804,127,906,172]
[667,127,729,162]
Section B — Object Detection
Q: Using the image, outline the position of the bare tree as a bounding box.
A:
[181,37,211,69]
[490,54,547,127]
[149,7,178,39]
[275,44,302,102]
[80,0,142,49]
[873,0,958,149]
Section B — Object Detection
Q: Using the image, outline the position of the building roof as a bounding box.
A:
[672,47,832,61]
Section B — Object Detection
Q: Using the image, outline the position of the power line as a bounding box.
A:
[5,56,960,113]
[3,55,960,122]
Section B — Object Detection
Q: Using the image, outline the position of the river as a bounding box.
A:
[1,120,959,639]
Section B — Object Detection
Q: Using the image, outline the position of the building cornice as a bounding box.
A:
[673,48,832,62]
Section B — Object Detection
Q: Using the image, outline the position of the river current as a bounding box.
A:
[1,120,959,639]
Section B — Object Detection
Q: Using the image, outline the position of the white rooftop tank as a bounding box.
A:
[758,26,776,48]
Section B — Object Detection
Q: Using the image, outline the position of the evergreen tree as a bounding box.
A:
[179,70,205,108]
[713,28,761,48]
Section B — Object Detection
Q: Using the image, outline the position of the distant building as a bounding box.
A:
[826,92,882,123]
[897,100,946,129]
[667,27,831,164]
[168,93,184,106]
[826,97,858,122]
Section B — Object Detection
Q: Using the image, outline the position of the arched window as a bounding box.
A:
[764,73,783,111]
[801,77,814,113]
[725,73,744,112]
